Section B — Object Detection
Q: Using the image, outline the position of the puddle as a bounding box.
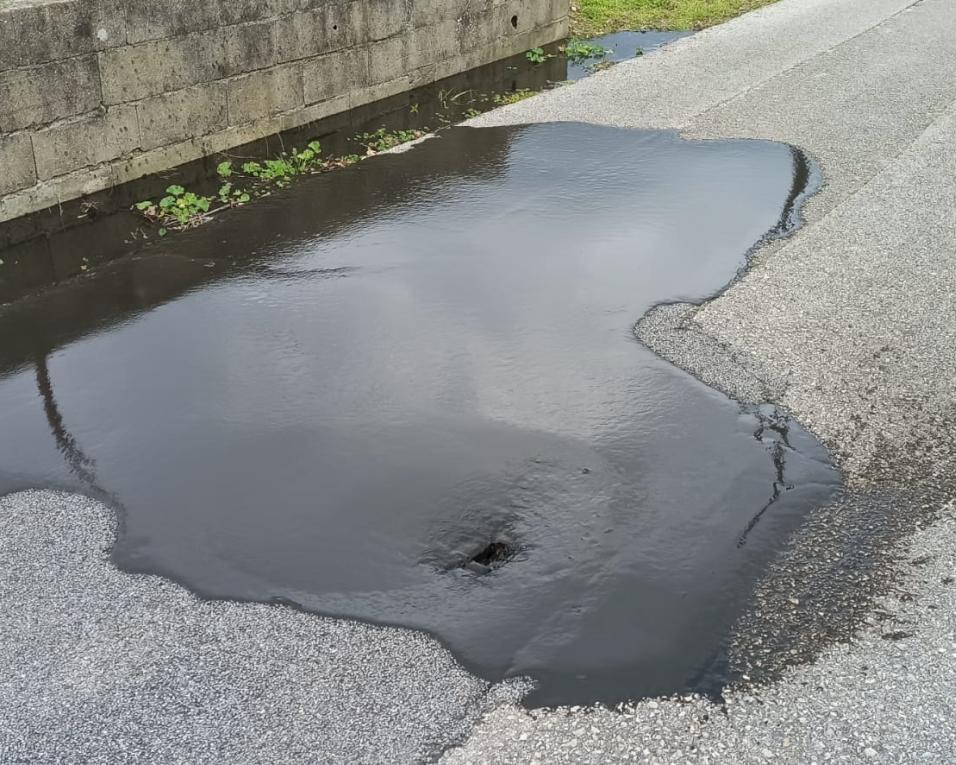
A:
[565,30,691,80]
[0,123,838,707]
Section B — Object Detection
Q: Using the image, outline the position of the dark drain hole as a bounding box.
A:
[510,14,518,28]
[472,541,511,566]
[459,539,516,575]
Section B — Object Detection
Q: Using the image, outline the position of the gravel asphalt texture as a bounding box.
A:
[450,0,956,760]
[3,0,956,762]
[0,490,527,764]
[444,505,956,765]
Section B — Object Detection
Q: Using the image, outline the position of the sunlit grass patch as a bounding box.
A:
[572,0,779,37]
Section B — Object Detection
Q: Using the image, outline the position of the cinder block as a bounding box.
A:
[275,10,325,62]
[277,0,320,12]
[0,57,101,132]
[276,2,362,63]
[0,134,36,196]
[98,32,223,103]
[410,0,488,29]
[0,0,126,69]
[36,164,114,208]
[89,0,129,49]
[368,36,407,85]
[219,0,285,26]
[221,20,277,76]
[409,0,442,29]
[533,0,559,28]
[355,76,413,107]
[458,8,496,52]
[366,0,407,41]
[125,0,221,44]
[494,0,536,37]
[408,20,459,70]
[136,85,229,151]
[551,0,570,23]
[301,49,361,105]
[226,65,304,125]
[328,0,367,47]
[278,93,350,131]
[31,105,140,180]
[110,138,206,186]
[200,118,280,155]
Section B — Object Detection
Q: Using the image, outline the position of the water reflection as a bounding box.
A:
[0,124,837,706]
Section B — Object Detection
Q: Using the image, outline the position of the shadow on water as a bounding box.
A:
[0,124,838,707]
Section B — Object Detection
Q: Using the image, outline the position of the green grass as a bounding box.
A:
[571,0,779,36]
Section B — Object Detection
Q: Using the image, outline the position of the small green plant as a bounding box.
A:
[135,184,213,229]
[215,161,252,206]
[235,141,324,187]
[463,107,483,118]
[493,89,536,105]
[133,141,327,233]
[216,180,252,205]
[589,60,616,73]
[563,38,610,62]
[354,128,426,154]
[635,47,644,57]
[525,47,549,64]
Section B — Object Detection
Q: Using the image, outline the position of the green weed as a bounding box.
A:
[354,128,426,154]
[134,141,326,232]
[493,89,536,105]
[563,38,610,62]
[135,185,213,229]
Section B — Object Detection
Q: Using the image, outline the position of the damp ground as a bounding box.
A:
[0,123,838,707]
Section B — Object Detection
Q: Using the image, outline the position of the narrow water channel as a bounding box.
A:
[0,123,838,707]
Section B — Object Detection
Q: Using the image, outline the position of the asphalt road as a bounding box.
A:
[2,0,955,761]
[451,0,956,760]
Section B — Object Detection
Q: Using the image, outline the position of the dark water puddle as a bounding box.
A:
[565,30,691,80]
[0,124,838,707]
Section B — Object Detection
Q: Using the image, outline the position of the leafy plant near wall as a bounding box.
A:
[134,142,326,232]
[493,89,536,105]
[562,38,610,62]
[354,128,426,154]
[525,47,550,64]
[132,134,424,234]
[135,185,213,235]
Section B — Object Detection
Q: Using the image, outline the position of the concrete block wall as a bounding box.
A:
[0,0,568,223]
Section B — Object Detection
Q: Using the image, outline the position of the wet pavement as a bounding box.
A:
[0,123,836,707]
